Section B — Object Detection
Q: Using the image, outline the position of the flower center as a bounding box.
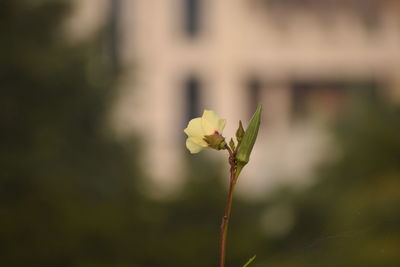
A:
[214,130,220,135]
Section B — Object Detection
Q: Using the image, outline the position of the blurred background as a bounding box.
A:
[1,0,400,266]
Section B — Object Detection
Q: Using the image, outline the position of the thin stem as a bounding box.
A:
[219,146,237,267]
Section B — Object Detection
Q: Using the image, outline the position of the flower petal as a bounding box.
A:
[184,118,204,137]
[186,138,206,153]
[202,110,223,135]
[190,136,208,147]
[217,119,226,133]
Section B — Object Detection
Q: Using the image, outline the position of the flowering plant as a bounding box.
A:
[184,105,262,267]
[184,110,227,153]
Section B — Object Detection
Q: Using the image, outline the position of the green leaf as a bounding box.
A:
[242,255,256,267]
[236,104,262,177]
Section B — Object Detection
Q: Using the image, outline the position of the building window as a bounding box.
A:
[185,75,201,124]
[290,80,378,121]
[184,0,201,37]
[291,81,310,119]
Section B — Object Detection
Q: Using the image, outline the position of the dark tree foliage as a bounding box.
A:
[256,99,400,267]
[0,1,146,266]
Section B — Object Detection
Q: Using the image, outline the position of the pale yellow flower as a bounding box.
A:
[184,110,226,153]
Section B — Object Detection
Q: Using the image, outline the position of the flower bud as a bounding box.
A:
[229,138,235,151]
[204,134,226,150]
[236,120,245,144]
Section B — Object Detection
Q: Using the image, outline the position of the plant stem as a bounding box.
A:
[219,147,237,267]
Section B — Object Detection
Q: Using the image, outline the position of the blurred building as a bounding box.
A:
[70,0,400,196]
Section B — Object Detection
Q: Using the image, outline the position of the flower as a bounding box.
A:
[184,110,227,153]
